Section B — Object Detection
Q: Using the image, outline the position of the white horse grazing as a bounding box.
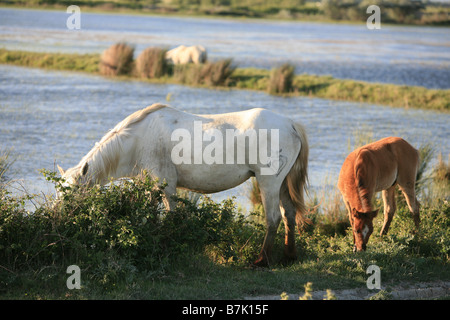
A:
[57,104,309,267]
[165,45,207,64]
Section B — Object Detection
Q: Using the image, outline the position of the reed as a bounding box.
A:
[174,59,235,86]
[99,43,134,76]
[135,47,168,78]
[267,63,295,94]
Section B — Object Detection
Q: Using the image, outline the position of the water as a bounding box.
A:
[1,8,449,89]
[1,65,449,210]
[0,8,449,209]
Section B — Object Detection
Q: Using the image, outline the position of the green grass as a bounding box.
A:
[1,148,449,299]
[2,200,449,300]
[1,48,449,112]
[232,68,450,112]
[0,49,100,73]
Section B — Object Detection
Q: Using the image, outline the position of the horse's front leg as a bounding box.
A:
[150,164,178,211]
[162,183,177,211]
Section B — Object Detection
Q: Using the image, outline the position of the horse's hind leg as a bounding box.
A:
[280,183,297,263]
[253,181,282,267]
[380,186,396,235]
[399,183,420,231]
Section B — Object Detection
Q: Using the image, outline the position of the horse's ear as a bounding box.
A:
[57,164,65,176]
[81,162,89,176]
[352,208,360,218]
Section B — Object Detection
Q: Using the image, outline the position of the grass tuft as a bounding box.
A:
[99,43,134,76]
[135,47,168,79]
[267,63,295,94]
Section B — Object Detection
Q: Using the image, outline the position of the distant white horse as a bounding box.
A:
[57,104,309,267]
[165,45,207,64]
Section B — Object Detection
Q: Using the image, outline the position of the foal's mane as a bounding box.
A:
[79,103,166,181]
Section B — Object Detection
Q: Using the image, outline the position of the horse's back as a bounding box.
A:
[166,45,206,64]
[162,107,303,192]
[345,137,417,167]
[359,137,418,170]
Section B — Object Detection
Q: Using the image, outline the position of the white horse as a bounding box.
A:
[57,104,309,266]
[165,45,207,64]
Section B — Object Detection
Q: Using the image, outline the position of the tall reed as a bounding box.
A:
[174,59,235,86]
[99,43,134,76]
[267,63,295,94]
[135,47,168,78]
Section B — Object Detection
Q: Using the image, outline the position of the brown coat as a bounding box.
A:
[338,137,420,251]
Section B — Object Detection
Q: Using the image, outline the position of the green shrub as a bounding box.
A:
[0,170,264,289]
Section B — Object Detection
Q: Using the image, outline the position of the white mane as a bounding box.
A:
[77,103,166,182]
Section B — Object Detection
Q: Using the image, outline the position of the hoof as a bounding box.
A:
[252,257,269,268]
[280,255,297,266]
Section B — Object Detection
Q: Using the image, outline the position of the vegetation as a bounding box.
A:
[136,47,169,79]
[3,0,449,25]
[99,43,135,76]
[0,141,449,299]
[0,49,99,73]
[322,0,449,25]
[1,48,448,112]
[267,63,295,95]
[0,148,14,184]
[174,58,236,86]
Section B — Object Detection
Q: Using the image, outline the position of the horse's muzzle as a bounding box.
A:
[353,244,366,253]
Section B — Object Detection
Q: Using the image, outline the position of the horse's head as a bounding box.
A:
[350,208,378,252]
[56,162,90,200]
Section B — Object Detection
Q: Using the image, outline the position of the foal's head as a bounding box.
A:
[350,208,378,252]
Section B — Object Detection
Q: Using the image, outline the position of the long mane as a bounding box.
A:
[77,103,166,182]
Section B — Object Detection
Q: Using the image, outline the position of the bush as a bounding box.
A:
[174,59,235,86]
[99,43,134,76]
[0,171,263,288]
[135,47,168,78]
[321,0,425,24]
[267,63,295,94]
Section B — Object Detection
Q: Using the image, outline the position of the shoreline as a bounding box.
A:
[1,48,448,112]
[1,2,449,27]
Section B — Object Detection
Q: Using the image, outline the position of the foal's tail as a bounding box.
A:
[286,122,311,231]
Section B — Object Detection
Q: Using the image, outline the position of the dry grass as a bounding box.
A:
[434,153,450,185]
[267,63,295,94]
[174,59,235,86]
[99,43,134,76]
[135,47,168,78]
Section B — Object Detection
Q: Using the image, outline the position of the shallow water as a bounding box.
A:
[1,65,448,209]
[0,8,449,89]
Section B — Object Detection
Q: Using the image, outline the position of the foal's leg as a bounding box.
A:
[253,184,282,267]
[280,184,297,263]
[399,184,420,231]
[380,186,397,235]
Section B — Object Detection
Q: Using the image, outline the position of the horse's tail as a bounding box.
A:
[286,122,311,231]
